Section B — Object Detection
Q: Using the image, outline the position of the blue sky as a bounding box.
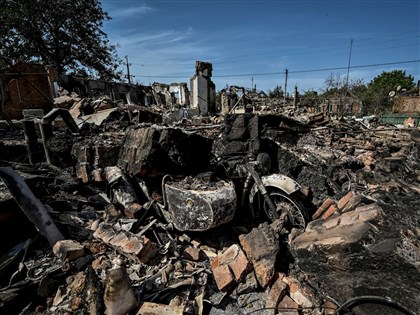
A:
[101,0,419,94]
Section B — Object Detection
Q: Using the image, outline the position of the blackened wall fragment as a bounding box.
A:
[118,126,213,177]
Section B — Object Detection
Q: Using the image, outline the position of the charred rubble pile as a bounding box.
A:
[0,105,419,315]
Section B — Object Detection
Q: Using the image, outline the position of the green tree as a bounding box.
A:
[268,85,284,99]
[0,0,121,79]
[300,90,320,107]
[364,70,415,114]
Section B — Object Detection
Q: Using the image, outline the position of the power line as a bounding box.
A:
[130,59,420,78]
[130,74,190,78]
[289,59,420,74]
[214,59,420,77]
[103,0,420,2]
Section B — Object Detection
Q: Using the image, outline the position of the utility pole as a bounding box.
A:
[345,39,353,89]
[125,55,132,85]
[284,69,288,102]
[343,38,353,117]
[251,77,254,91]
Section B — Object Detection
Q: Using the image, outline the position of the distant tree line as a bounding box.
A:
[268,70,417,115]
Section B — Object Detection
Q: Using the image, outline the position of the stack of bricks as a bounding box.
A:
[312,190,363,221]
[93,223,156,264]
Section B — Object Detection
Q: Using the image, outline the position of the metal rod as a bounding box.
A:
[39,122,54,164]
[0,167,64,247]
[22,119,42,164]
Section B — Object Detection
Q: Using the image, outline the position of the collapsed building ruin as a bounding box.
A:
[0,60,419,315]
[190,61,216,116]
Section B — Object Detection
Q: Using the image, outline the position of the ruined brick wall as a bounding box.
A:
[1,63,53,119]
[393,96,420,114]
[320,98,362,115]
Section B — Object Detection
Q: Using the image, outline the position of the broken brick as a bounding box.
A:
[337,191,355,210]
[236,271,259,295]
[218,244,250,281]
[312,197,335,220]
[93,223,156,263]
[210,244,250,291]
[53,239,85,262]
[210,256,235,292]
[340,194,363,212]
[322,204,338,220]
[266,276,288,310]
[191,239,201,248]
[278,295,299,315]
[323,300,338,315]
[284,277,314,308]
[239,222,279,288]
[290,290,313,308]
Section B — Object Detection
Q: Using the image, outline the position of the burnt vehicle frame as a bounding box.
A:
[152,151,309,233]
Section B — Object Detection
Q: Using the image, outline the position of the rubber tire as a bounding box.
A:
[410,130,420,143]
[263,189,309,232]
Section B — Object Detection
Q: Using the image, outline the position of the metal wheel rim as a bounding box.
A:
[264,192,306,231]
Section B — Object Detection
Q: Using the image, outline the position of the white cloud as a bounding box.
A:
[111,26,226,85]
[111,4,154,18]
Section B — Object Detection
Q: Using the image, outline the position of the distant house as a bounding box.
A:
[319,90,363,116]
[379,95,420,127]
[0,63,54,119]
[393,96,420,114]
[258,90,268,98]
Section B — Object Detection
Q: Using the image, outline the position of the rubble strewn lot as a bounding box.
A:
[0,94,419,315]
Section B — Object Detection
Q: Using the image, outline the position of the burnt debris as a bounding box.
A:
[0,64,419,315]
